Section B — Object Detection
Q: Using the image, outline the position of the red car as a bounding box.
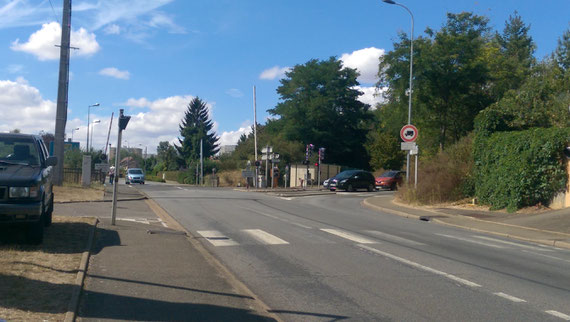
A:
[375,170,405,190]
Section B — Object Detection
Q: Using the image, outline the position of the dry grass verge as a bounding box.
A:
[54,184,104,203]
[0,216,95,321]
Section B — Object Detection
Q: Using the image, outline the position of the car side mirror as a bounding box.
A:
[46,156,57,167]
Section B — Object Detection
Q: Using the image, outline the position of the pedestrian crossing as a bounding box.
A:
[193,228,564,257]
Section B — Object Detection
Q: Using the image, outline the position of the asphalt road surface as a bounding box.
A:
[138,182,570,321]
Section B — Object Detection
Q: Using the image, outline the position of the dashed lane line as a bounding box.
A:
[436,233,506,249]
[493,292,526,303]
[545,310,570,321]
[365,230,426,246]
[474,235,554,252]
[321,229,378,244]
[357,244,481,288]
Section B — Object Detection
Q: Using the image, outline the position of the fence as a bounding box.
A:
[63,168,106,184]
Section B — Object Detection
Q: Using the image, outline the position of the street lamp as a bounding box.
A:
[71,127,80,141]
[86,103,100,152]
[382,0,414,183]
[90,120,101,151]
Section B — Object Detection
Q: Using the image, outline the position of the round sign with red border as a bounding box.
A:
[400,124,418,142]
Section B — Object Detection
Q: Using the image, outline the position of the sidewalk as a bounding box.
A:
[363,195,570,250]
[66,184,277,321]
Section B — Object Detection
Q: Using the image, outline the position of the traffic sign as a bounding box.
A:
[400,124,418,142]
[401,142,416,150]
[242,170,255,178]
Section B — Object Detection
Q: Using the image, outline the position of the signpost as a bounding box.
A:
[400,124,419,188]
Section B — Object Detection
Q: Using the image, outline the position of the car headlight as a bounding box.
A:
[340,179,347,184]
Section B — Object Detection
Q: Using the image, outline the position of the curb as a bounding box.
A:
[56,196,147,204]
[362,196,570,251]
[64,217,99,322]
[138,188,284,322]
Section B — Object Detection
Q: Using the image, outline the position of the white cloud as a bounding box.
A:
[354,85,386,109]
[225,88,243,98]
[0,78,52,134]
[340,47,385,84]
[10,22,100,61]
[259,66,291,80]
[147,12,186,34]
[219,125,252,146]
[99,67,130,80]
[6,64,23,74]
[104,24,121,35]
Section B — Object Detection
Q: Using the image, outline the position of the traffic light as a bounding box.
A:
[118,109,131,130]
[314,162,319,167]
[273,167,279,177]
[254,160,261,167]
[302,160,308,165]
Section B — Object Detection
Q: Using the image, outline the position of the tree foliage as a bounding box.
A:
[176,97,219,166]
[268,57,371,169]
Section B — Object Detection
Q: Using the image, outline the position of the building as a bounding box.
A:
[219,145,237,155]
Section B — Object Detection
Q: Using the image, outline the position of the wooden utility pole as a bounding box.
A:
[53,0,72,185]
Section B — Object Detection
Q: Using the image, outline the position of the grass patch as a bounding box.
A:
[54,184,104,203]
[0,216,95,321]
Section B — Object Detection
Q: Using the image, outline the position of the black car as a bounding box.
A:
[0,133,57,244]
[329,170,376,192]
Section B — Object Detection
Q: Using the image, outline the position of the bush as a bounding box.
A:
[474,127,570,212]
[397,135,474,204]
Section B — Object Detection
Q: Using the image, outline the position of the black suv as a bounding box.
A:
[329,170,376,192]
[0,133,57,244]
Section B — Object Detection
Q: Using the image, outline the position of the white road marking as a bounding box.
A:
[545,310,570,320]
[321,229,378,244]
[493,292,526,303]
[357,244,481,288]
[521,250,570,263]
[436,234,505,249]
[365,230,426,246]
[242,229,289,245]
[280,197,293,201]
[176,187,183,190]
[196,230,239,246]
[474,236,553,252]
[157,218,168,228]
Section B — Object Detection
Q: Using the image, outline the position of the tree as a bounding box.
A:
[378,12,493,152]
[489,11,535,99]
[268,57,371,169]
[176,97,219,166]
[554,28,570,73]
[156,141,179,171]
[366,130,405,171]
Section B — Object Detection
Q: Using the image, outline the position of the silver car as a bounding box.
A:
[125,168,145,184]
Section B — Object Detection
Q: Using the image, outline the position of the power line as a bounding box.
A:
[48,0,61,24]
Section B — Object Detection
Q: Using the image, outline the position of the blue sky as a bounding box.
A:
[0,0,568,154]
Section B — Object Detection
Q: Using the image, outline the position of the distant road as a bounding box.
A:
[139,183,570,321]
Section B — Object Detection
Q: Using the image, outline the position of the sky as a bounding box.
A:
[0,0,568,154]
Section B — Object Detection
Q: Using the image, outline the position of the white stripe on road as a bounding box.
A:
[436,233,505,249]
[176,187,183,190]
[242,229,289,245]
[545,310,570,320]
[321,229,378,244]
[357,244,481,288]
[197,230,239,246]
[157,218,168,228]
[365,230,426,246]
[521,250,570,263]
[474,236,553,252]
[493,292,526,303]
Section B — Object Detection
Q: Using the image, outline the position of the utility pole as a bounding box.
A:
[200,138,203,186]
[111,109,130,225]
[104,112,114,157]
[53,0,72,186]
[253,86,258,188]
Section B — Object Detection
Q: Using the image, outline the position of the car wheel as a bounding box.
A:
[44,194,53,227]
[27,203,45,245]
[390,183,397,191]
[347,184,354,192]
[367,184,374,192]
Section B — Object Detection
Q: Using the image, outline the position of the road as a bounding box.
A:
[138,182,570,321]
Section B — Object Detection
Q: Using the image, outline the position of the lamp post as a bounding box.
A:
[90,120,100,151]
[86,103,100,152]
[382,0,414,183]
[71,127,79,141]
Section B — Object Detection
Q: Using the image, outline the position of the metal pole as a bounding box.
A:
[111,111,124,226]
[265,145,269,189]
[104,112,114,157]
[53,0,72,185]
[253,86,258,188]
[415,154,418,188]
[200,139,203,186]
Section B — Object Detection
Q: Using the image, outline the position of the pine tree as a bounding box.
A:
[176,97,219,166]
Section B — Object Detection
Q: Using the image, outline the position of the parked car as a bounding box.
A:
[375,170,405,190]
[125,168,145,184]
[329,170,375,192]
[0,133,57,244]
[322,175,337,190]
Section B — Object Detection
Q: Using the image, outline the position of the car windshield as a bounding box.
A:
[380,171,399,178]
[0,137,40,166]
[335,170,359,180]
[128,169,143,174]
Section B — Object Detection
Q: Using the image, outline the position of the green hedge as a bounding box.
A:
[474,127,569,212]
